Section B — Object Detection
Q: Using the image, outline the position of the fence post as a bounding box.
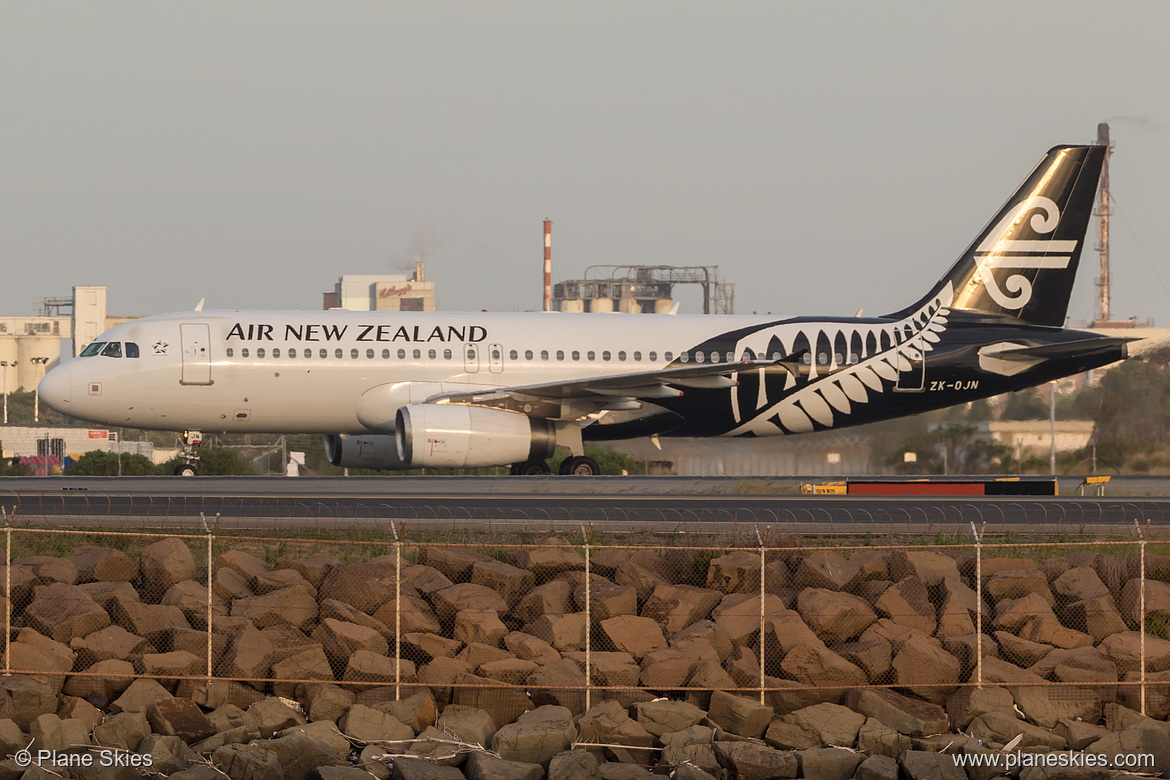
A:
[1136,518,1149,716]
[201,512,220,680]
[582,524,593,712]
[392,521,404,702]
[756,524,771,705]
[3,508,10,677]
[970,521,985,688]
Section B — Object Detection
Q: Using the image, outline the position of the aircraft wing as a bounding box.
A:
[427,358,788,407]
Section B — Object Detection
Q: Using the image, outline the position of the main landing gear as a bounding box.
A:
[558,455,601,476]
[174,430,203,476]
[510,460,552,476]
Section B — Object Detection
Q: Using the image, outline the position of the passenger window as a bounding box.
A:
[242,348,250,358]
[818,353,829,365]
[126,342,140,358]
[802,354,812,364]
[556,350,565,361]
[428,349,436,359]
[725,351,734,363]
[633,351,641,361]
[587,351,595,361]
[510,350,519,360]
[366,349,374,359]
[351,349,359,359]
[398,349,407,359]
[602,351,611,361]
[648,351,656,361]
[304,348,312,358]
[80,342,105,357]
[680,352,690,363]
[772,352,782,360]
[541,350,549,360]
[618,351,626,361]
[492,348,501,360]
[288,349,296,359]
[413,349,421,359]
[443,349,452,360]
[226,348,234,358]
[525,350,533,360]
[694,351,705,363]
[320,349,328,359]
[571,351,580,361]
[382,349,390,359]
[664,351,672,361]
[101,342,123,358]
[334,349,342,359]
[257,348,265,358]
[273,348,281,358]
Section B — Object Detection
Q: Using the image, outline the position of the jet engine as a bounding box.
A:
[396,404,555,469]
[323,433,409,470]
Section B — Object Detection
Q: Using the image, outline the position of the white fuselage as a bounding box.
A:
[40,309,790,434]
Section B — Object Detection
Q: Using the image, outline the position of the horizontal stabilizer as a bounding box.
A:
[995,336,1135,361]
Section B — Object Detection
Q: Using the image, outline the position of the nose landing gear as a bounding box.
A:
[174,430,203,476]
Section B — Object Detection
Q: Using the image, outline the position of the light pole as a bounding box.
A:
[30,357,49,423]
[0,361,8,425]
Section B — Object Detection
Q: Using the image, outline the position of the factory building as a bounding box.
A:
[323,262,437,312]
[552,265,734,314]
[0,286,137,393]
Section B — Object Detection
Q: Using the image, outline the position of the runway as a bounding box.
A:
[0,475,1165,536]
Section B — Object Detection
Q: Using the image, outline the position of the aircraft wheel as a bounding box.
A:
[510,460,551,476]
[559,455,601,476]
[175,464,198,477]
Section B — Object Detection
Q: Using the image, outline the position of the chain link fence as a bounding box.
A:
[1,513,1167,733]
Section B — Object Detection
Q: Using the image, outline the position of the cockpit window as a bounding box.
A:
[126,342,140,358]
[100,342,123,358]
[80,342,106,357]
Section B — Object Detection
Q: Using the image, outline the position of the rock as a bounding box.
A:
[935,578,983,639]
[8,629,75,692]
[546,749,598,780]
[451,672,532,728]
[211,743,284,779]
[162,579,218,629]
[527,659,586,713]
[254,567,314,596]
[341,703,414,744]
[71,623,150,666]
[761,610,824,660]
[899,750,967,780]
[660,725,720,775]
[419,547,493,582]
[140,733,200,774]
[303,683,354,723]
[455,609,510,648]
[575,578,638,623]
[272,646,335,697]
[993,592,1057,633]
[527,612,587,652]
[1088,721,1170,774]
[248,697,308,737]
[946,686,1016,730]
[995,630,1053,667]
[705,550,762,593]
[711,593,786,645]
[110,678,173,714]
[471,560,536,607]
[108,592,191,645]
[845,688,949,736]
[24,582,111,642]
[855,755,900,780]
[598,764,653,780]
[641,584,722,633]
[781,642,866,690]
[507,538,585,578]
[798,746,863,780]
[141,537,197,593]
[576,699,653,751]
[706,689,772,738]
[231,585,319,632]
[433,583,510,623]
[503,631,560,665]
[464,752,544,780]
[599,614,666,660]
[265,729,349,780]
[0,675,60,729]
[491,705,577,768]
[433,704,494,748]
[968,711,1066,750]
[1064,595,1127,642]
[318,563,396,614]
[797,588,878,643]
[1018,615,1094,650]
[764,718,821,750]
[891,633,959,704]
[857,717,910,758]
[314,618,390,668]
[71,546,137,583]
[986,568,1055,605]
[140,649,205,685]
[837,638,892,683]
[1100,631,1170,674]
[147,697,216,743]
[343,650,416,689]
[1052,566,1111,603]
[634,699,706,737]
[1054,717,1111,750]
[794,550,861,591]
[785,702,865,747]
[92,710,151,751]
[391,757,464,779]
[889,550,961,586]
[29,713,90,753]
[511,579,573,624]
[874,577,936,635]
[277,552,339,590]
[714,740,800,779]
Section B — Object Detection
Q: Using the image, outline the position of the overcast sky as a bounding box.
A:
[3,2,1168,327]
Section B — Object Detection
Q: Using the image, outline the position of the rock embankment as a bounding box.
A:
[0,536,1167,778]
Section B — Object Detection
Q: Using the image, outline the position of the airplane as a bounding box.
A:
[38,145,1130,477]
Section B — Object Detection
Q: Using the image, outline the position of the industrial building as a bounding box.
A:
[552,265,735,314]
[323,262,437,312]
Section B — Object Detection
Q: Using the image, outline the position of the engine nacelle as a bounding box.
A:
[396,404,555,468]
[323,433,410,470]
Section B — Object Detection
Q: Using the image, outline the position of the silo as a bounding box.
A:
[618,298,640,314]
[17,336,60,390]
[589,298,614,313]
[0,337,17,394]
[559,299,585,313]
[654,299,675,314]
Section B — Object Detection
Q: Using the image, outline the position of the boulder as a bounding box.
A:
[472,559,536,607]
[147,697,216,743]
[985,568,1055,605]
[856,717,910,758]
[211,743,284,779]
[1052,566,1111,603]
[162,580,219,629]
[711,593,787,645]
[454,609,510,648]
[764,718,821,751]
[511,579,573,624]
[319,562,400,614]
[968,710,1066,750]
[889,550,960,586]
[64,658,135,701]
[504,631,561,665]
[793,550,861,591]
[574,578,638,622]
[873,577,936,635]
[110,678,174,715]
[784,702,865,747]
[706,689,772,738]
[844,687,949,736]
[434,704,495,747]
[546,749,598,780]
[450,671,532,728]
[640,584,722,633]
[713,740,800,779]
[899,750,967,780]
[432,583,509,623]
[797,588,878,643]
[780,642,866,690]
[313,618,390,668]
[599,614,666,660]
[277,552,339,589]
[634,699,706,737]
[218,623,275,682]
[705,550,762,594]
[231,585,319,632]
[272,646,334,697]
[491,705,577,768]
[340,703,414,744]
[464,752,544,780]
[108,592,191,645]
[0,675,56,729]
[527,659,586,713]
[798,746,863,780]
[24,582,111,643]
[577,699,653,750]
[92,710,151,751]
[70,546,137,583]
[507,539,585,578]
[1064,595,1127,642]
[836,638,892,683]
[140,537,197,594]
[421,546,494,582]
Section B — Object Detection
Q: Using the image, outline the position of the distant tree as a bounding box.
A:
[891,423,1009,475]
[1092,356,1170,463]
[65,450,159,476]
[1000,388,1049,420]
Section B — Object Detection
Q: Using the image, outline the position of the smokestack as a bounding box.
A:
[1095,123,1111,324]
[543,219,552,312]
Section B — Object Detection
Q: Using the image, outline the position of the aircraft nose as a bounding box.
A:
[38,364,72,413]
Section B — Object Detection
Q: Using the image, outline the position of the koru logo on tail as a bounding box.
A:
[974,196,1077,309]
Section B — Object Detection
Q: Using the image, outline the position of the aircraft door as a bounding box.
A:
[180,323,213,386]
[488,343,503,374]
[464,343,480,374]
[894,344,925,392]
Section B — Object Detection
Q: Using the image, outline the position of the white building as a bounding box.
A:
[323,263,437,312]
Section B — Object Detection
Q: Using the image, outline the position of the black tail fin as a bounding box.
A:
[886,145,1106,327]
